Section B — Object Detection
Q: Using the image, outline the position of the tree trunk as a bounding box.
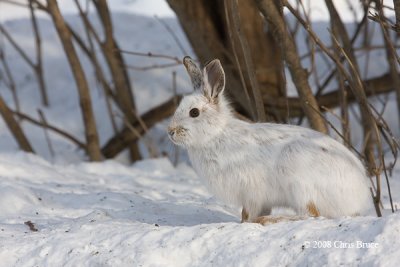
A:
[167,0,285,121]
[0,95,34,153]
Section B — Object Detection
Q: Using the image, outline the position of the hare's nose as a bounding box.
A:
[167,127,175,136]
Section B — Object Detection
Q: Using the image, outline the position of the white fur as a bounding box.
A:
[169,59,373,221]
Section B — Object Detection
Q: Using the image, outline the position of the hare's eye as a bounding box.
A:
[189,108,200,118]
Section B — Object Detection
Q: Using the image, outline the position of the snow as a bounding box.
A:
[0,2,399,266]
[0,153,399,266]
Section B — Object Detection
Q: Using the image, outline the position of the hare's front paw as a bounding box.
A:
[241,207,249,223]
[306,201,320,217]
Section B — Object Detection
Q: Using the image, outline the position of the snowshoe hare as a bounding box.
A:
[168,57,373,225]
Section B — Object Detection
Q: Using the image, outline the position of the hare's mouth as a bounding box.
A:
[168,126,188,146]
[169,135,185,147]
[168,134,178,144]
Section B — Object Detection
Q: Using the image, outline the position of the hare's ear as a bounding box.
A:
[183,56,203,90]
[203,59,225,102]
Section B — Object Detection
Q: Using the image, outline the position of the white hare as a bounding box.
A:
[168,57,373,225]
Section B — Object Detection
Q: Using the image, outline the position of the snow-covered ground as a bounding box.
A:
[0,152,399,266]
[0,2,399,266]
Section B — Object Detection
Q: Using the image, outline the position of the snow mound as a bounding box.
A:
[0,152,399,266]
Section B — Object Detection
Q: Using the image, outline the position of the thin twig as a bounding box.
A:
[125,62,181,71]
[0,25,35,68]
[13,109,86,150]
[31,0,47,11]
[172,71,179,165]
[374,6,400,130]
[118,49,182,63]
[0,94,34,153]
[37,109,54,157]
[29,0,49,106]
[228,0,266,121]
[154,15,188,55]
[74,0,118,134]
[314,105,364,160]
[0,48,20,113]
[223,0,254,120]
[0,0,29,8]
[331,32,384,216]
[48,0,102,161]
[255,0,328,132]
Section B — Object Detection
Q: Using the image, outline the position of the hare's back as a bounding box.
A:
[247,122,365,172]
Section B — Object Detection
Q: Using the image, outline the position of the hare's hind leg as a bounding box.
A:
[252,215,306,225]
[241,206,272,223]
[253,201,320,226]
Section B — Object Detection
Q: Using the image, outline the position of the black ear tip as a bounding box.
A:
[183,56,195,69]
[183,56,192,65]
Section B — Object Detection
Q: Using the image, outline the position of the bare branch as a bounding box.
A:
[374,5,400,130]
[0,0,28,8]
[394,0,400,28]
[254,0,328,133]
[29,0,49,106]
[0,48,20,112]
[12,109,86,150]
[0,94,34,153]
[264,72,396,117]
[47,0,102,161]
[37,109,54,157]
[102,96,181,158]
[155,15,188,55]
[125,62,181,71]
[118,50,182,63]
[223,0,254,120]
[73,0,118,134]
[0,25,35,68]
[92,0,142,161]
[228,0,266,121]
